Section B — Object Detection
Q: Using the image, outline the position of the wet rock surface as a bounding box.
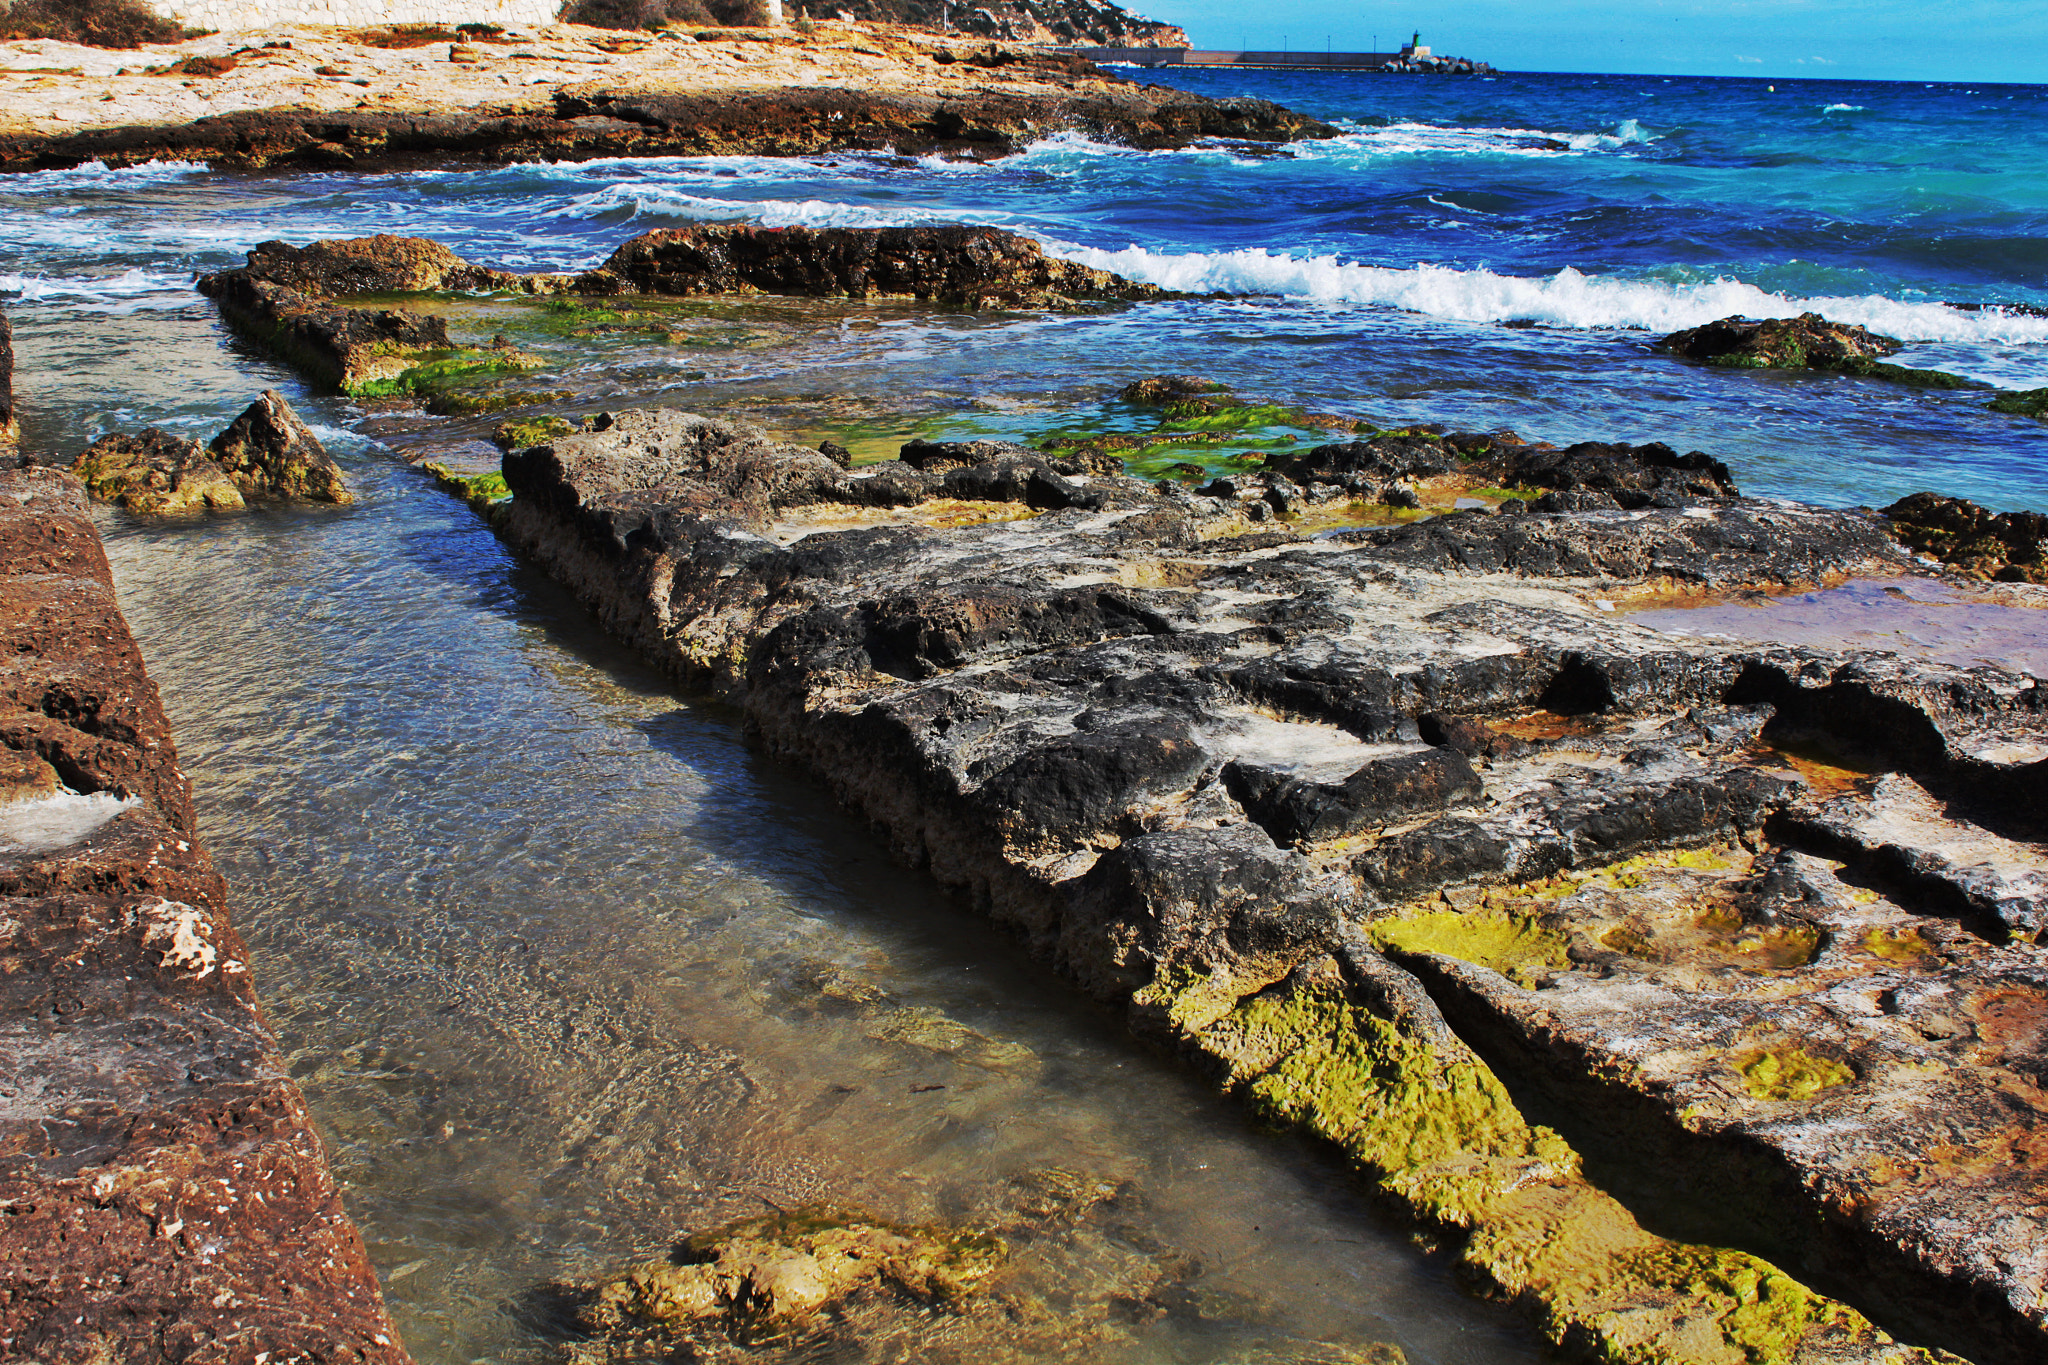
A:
[582,223,1162,310]
[71,426,246,514]
[208,389,353,504]
[1660,312,1977,388]
[489,402,2045,1363]
[0,466,409,1363]
[1884,491,2048,584]
[69,391,352,511]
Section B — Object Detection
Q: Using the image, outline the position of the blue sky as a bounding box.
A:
[1137,1,2048,84]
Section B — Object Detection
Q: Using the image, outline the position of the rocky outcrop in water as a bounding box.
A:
[489,403,2046,1365]
[72,427,247,513]
[0,466,410,1363]
[198,230,1163,393]
[72,392,352,512]
[582,224,1162,309]
[1884,491,2048,583]
[1661,313,1976,388]
[209,389,354,504]
[0,81,1334,176]
[1989,387,2048,419]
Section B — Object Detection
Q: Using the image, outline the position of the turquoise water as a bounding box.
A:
[5,70,2046,509]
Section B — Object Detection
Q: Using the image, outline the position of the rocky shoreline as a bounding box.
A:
[141,229,2047,1364]
[0,23,1332,173]
[0,466,409,1362]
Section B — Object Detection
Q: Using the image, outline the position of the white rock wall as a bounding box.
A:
[151,0,565,31]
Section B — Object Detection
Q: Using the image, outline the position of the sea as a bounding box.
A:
[3,67,2044,1364]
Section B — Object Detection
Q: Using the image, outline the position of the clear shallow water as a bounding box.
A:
[95,431,1538,1365]
[5,65,2047,1363]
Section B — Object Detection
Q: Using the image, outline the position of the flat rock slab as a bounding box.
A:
[492,406,2042,1364]
[0,467,409,1364]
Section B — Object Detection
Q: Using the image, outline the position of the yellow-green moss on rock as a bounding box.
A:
[1370,908,1572,985]
[1736,1046,1855,1103]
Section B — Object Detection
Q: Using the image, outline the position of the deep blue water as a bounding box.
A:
[4,68,2045,508]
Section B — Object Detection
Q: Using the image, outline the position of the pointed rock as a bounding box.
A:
[210,389,353,504]
[0,302,15,443]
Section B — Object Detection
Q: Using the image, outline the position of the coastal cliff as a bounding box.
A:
[0,466,410,1364]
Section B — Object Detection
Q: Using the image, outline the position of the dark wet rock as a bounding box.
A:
[0,302,15,443]
[1989,387,2048,419]
[1265,434,1459,490]
[495,405,2040,1365]
[1225,748,1484,846]
[70,428,244,514]
[0,81,1336,176]
[1120,373,1234,411]
[900,436,1042,470]
[1660,312,1978,388]
[208,390,352,504]
[578,224,1162,311]
[1883,490,2048,584]
[816,438,853,468]
[1495,440,1738,509]
[0,466,409,1364]
[196,266,456,394]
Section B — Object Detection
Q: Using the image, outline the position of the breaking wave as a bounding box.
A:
[553,186,1010,230]
[1042,242,2048,343]
[0,267,195,308]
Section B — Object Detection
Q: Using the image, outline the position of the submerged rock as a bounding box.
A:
[73,393,353,513]
[72,428,245,514]
[586,1205,1006,1335]
[494,402,2044,1364]
[1989,386,2048,419]
[577,224,1163,311]
[209,390,352,504]
[1884,490,2048,583]
[1661,312,1977,387]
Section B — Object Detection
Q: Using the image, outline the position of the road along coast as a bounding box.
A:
[0,465,411,1363]
[0,21,1332,173]
[162,229,2048,1365]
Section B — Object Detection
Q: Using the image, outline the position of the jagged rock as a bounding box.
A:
[209,390,352,504]
[0,466,409,1364]
[576,224,1162,310]
[1660,312,1976,388]
[494,406,2042,1364]
[1884,490,2048,583]
[227,234,541,296]
[0,302,15,443]
[1496,440,1738,509]
[71,428,245,514]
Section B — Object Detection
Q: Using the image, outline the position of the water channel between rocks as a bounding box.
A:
[94,452,1541,1365]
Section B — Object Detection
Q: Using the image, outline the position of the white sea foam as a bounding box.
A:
[554,186,1011,230]
[1307,118,1660,161]
[9,159,209,186]
[0,791,138,856]
[1041,242,2048,344]
[0,267,194,308]
[1821,103,1866,113]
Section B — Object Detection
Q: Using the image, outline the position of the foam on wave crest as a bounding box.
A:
[1044,242,2048,344]
[0,267,195,308]
[1310,118,1661,160]
[555,186,1011,229]
[11,159,208,186]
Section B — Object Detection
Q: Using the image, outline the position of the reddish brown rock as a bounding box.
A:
[0,466,410,1365]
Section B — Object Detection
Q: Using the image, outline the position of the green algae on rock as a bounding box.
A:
[72,426,245,513]
[1736,1045,1856,1103]
[1988,387,2048,418]
[1660,313,1978,388]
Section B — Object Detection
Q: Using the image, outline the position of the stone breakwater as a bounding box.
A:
[483,407,2046,1365]
[0,468,409,1364]
[0,23,1333,174]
